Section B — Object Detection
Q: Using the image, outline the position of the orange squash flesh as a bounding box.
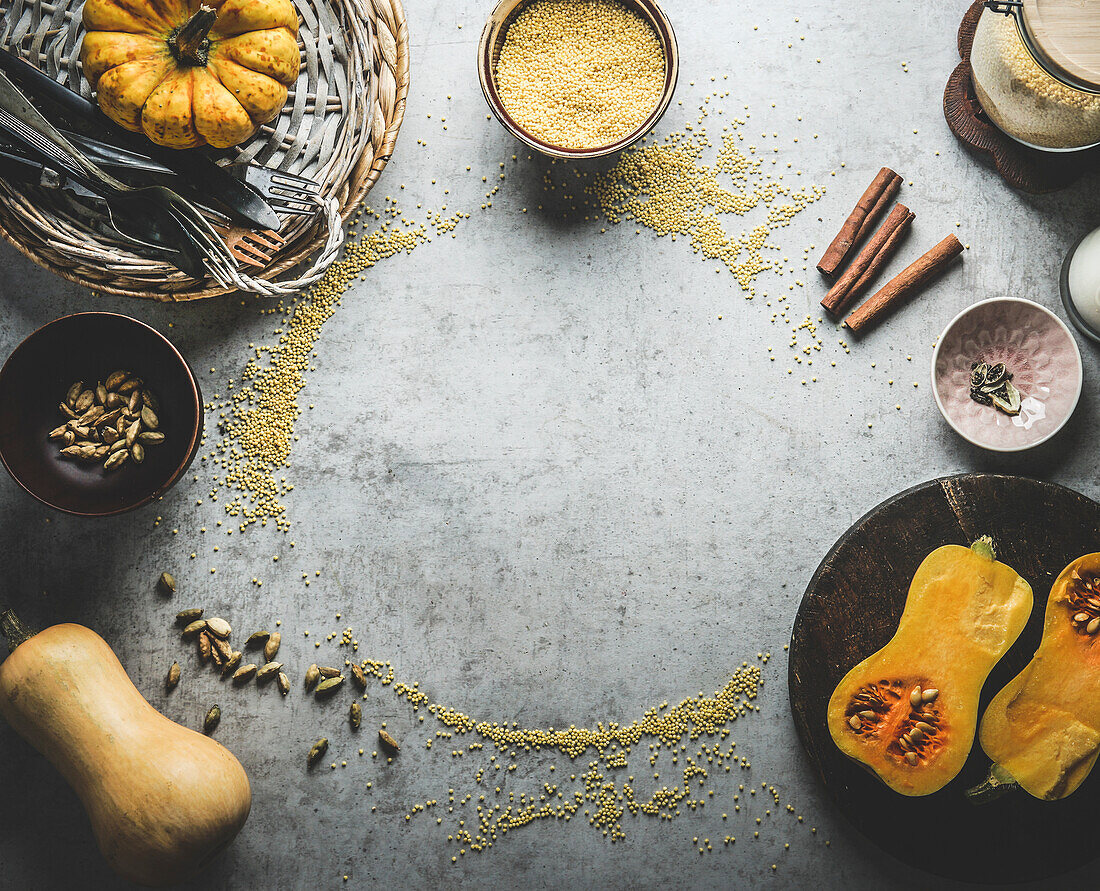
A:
[977,553,1100,801]
[827,539,1033,796]
[0,620,251,886]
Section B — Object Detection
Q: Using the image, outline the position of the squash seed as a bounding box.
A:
[905,752,918,766]
[206,617,232,639]
[203,705,221,735]
[316,676,345,695]
[245,631,270,649]
[305,664,320,690]
[277,672,290,696]
[157,572,176,596]
[233,663,258,682]
[908,727,926,743]
[909,686,922,708]
[308,738,328,767]
[921,688,938,703]
[858,710,875,719]
[350,663,368,690]
[1088,618,1100,635]
[378,729,400,752]
[176,608,203,623]
[264,632,281,662]
[847,715,861,730]
[167,661,181,690]
[1074,612,1090,624]
[318,666,342,678]
[181,619,207,638]
[256,661,283,682]
[350,702,362,729]
[915,722,935,735]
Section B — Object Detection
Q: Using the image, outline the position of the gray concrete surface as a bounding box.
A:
[0,0,1098,888]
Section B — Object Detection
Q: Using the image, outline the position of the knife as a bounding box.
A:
[0,48,281,230]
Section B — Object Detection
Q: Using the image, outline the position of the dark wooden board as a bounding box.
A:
[943,1,1100,194]
[789,474,1100,884]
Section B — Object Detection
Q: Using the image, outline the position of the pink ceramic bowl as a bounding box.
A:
[931,298,1082,452]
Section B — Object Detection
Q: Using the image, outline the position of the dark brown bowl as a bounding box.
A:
[0,313,203,516]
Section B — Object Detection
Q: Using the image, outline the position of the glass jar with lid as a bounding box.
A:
[970,0,1100,151]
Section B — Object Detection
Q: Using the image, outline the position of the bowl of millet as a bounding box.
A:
[478,0,678,159]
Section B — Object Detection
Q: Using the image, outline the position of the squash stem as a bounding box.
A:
[169,5,217,65]
[965,763,1018,804]
[970,535,996,561]
[0,608,36,652]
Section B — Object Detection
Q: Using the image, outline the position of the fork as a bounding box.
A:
[231,164,321,216]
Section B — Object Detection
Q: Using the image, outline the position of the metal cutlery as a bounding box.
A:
[0,69,239,279]
[0,47,281,231]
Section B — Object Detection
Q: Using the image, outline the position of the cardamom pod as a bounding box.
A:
[350,663,367,690]
[59,402,78,419]
[232,663,257,683]
[62,430,75,447]
[128,390,142,414]
[117,377,142,394]
[130,443,145,464]
[166,662,181,690]
[176,608,202,623]
[222,651,242,677]
[105,370,128,390]
[203,705,220,735]
[315,676,345,695]
[157,572,176,596]
[143,389,160,412]
[140,404,159,430]
[206,617,232,639]
[212,636,233,663]
[103,450,128,471]
[350,702,362,730]
[138,431,165,445]
[277,672,290,696]
[209,640,226,666]
[378,729,400,752]
[245,631,269,648]
[48,424,69,441]
[74,389,94,412]
[197,631,213,663]
[264,632,281,662]
[125,418,141,448]
[305,663,320,690]
[318,666,342,678]
[66,380,84,406]
[182,619,207,638]
[105,392,126,409]
[256,661,283,682]
[307,738,328,767]
[95,382,108,405]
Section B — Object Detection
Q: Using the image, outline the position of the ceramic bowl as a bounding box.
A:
[0,313,203,516]
[477,0,678,159]
[931,298,1082,452]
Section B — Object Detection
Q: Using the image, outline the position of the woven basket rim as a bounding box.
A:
[0,0,410,302]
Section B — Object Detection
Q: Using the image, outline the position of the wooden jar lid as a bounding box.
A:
[1023,0,1100,91]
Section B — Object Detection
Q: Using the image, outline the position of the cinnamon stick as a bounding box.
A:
[817,167,902,276]
[821,203,914,316]
[844,234,964,336]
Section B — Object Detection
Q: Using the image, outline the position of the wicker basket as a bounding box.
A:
[0,0,409,300]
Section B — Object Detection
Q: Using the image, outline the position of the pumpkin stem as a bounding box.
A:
[970,535,996,562]
[965,762,1018,804]
[168,5,218,66]
[0,608,36,653]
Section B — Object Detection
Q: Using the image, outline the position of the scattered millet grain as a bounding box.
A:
[496,0,665,150]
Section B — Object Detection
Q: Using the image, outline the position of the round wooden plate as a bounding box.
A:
[789,474,1100,884]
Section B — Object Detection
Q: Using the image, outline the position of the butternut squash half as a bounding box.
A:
[827,538,1033,796]
[972,553,1100,801]
[0,610,251,886]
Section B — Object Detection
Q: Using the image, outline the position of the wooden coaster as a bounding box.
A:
[943,1,1100,194]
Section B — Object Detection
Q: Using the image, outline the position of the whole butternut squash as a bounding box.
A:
[0,610,251,886]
